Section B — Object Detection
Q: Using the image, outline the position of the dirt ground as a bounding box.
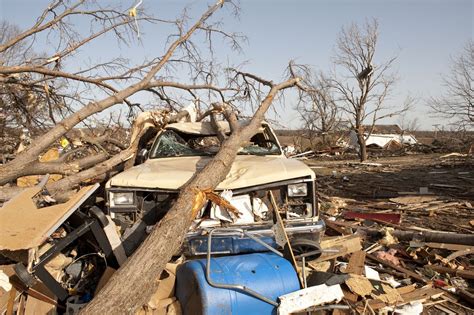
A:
[306,153,474,233]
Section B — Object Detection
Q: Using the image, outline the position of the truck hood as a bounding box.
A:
[108,155,314,190]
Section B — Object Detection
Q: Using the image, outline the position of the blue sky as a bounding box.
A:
[1,0,472,130]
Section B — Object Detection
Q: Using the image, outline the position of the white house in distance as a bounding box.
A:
[348,125,418,149]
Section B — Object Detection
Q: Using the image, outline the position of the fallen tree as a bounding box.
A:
[0,0,240,200]
[1,1,305,312]
[82,74,301,314]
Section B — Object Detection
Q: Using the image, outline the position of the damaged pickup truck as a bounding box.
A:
[106,120,325,257]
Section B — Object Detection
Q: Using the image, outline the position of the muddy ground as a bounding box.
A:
[306,153,474,233]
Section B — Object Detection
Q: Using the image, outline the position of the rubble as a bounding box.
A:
[0,0,472,310]
[1,129,472,314]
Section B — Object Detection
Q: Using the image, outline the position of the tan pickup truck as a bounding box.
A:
[106,120,325,256]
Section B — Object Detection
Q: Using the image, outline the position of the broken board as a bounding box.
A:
[367,286,444,310]
[315,235,362,262]
[344,250,366,275]
[0,184,98,250]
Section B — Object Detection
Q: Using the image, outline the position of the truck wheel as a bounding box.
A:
[290,239,322,260]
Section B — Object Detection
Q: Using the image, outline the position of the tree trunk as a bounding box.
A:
[356,130,367,161]
[81,78,299,314]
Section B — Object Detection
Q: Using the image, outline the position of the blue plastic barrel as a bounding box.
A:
[176,252,300,315]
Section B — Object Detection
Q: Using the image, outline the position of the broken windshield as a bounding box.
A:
[150,129,281,158]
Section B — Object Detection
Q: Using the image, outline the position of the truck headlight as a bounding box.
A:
[287,183,307,197]
[110,191,134,206]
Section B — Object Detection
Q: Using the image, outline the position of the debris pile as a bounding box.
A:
[0,135,472,314]
[308,220,474,313]
[0,182,121,314]
[313,154,474,233]
[305,153,473,313]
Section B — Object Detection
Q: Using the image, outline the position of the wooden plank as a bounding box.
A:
[325,220,350,235]
[375,283,403,305]
[368,287,444,310]
[345,250,366,275]
[425,242,474,251]
[342,289,358,303]
[17,294,25,315]
[345,275,373,297]
[367,253,428,283]
[396,284,416,295]
[24,295,56,315]
[317,235,362,262]
[6,287,16,315]
[390,195,438,204]
[445,248,473,262]
[426,265,474,280]
[401,287,444,303]
[343,211,401,224]
[269,192,297,266]
[332,309,351,315]
[433,304,457,315]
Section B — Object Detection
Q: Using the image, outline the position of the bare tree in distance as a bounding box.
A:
[430,41,473,129]
[330,18,411,161]
[295,70,340,148]
[398,111,420,133]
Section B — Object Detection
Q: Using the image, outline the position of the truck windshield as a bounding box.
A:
[150,129,281,158]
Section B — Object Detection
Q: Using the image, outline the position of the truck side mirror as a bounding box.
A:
[136,148,148,165]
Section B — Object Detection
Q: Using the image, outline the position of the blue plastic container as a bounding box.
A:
[176,253,300,315]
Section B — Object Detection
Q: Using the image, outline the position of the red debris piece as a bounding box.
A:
[343,211,401,224]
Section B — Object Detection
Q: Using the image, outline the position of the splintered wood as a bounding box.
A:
[345,250,366,275]
[316,235,362,262]
[366,286,445,311]
[345,275,373,297]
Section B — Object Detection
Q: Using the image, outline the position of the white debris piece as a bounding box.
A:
[0,270,12,292]
[278,284,344,315]
[211,190,234,223]
[210,191,260,224]
[393,302,423,315]
[337,262,380,281]
[181,102,197,122]
[196,219,222,228]
[251,197,268,219]
[227,195,256,224]
[364,265,381,281]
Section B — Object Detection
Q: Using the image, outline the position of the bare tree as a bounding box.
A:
[430,41,473,128]
[0,1,306,312]
[398,111,420,132]
[331,19,409,161]
[296,71,340,148]
[0,21,56,154]
[0,0,245,199]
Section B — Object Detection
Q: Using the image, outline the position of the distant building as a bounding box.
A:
[349,124,418,149]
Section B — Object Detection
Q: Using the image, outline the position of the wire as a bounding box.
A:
[67,252,107,270]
